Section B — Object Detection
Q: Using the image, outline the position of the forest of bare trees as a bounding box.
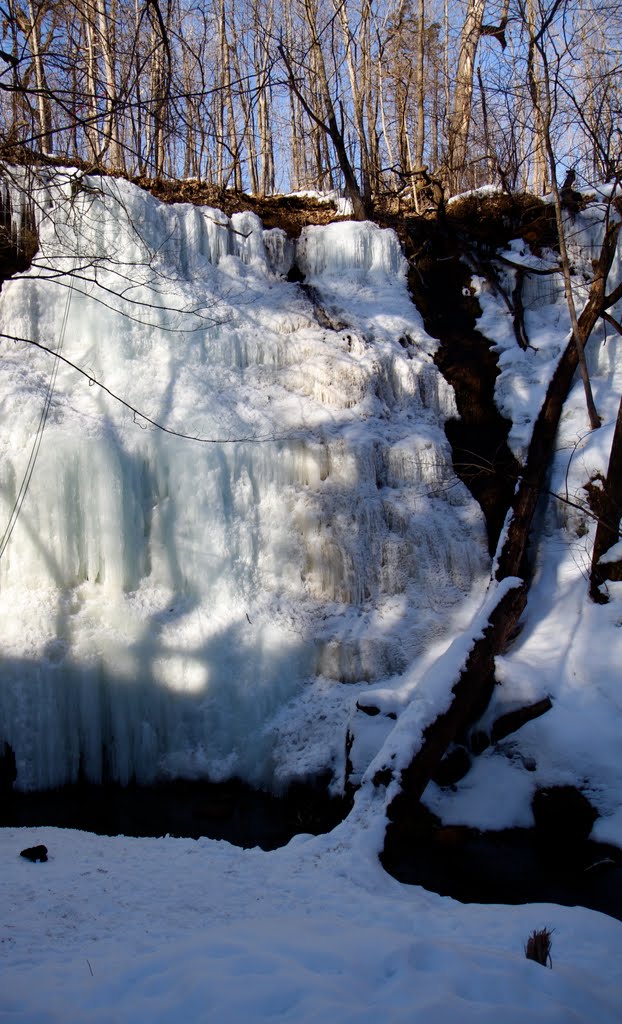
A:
[0,0,618,208]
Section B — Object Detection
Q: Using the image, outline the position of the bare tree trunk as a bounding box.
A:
[477,66,494,182]
[376,56,397,187]
[226,65,242,191]
[254,0,274,196]
[333,0,372,204]
[95,0,122,169]
[447,0,486,192]
[84,12,100,162]
[415,0,425,167]
[526,0,548,193]
[590,396,622,601]
[283,0,304,189]
[150,26,164,175]
[396,81,411,178]
[279,0,370,219]
[131,0,147,174]
[549,168,601,429]
[258,87,273,195]
[362,3,380,194]
[25,0,53,154]
[220,0,242,190]
[216,0,227,187]
[229,38,259,194]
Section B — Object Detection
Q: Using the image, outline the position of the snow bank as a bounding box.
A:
[1,824,621,1023]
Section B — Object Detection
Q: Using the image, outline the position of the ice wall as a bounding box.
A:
[0,174,489,791]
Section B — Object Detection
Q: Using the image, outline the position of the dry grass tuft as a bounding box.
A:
[525,927,553,968]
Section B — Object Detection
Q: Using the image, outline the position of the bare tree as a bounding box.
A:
[278,0,370,218]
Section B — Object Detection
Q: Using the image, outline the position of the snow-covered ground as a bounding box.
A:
[1,176,622,1021]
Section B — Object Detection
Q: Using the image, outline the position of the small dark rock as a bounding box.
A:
[20,844,48,862]
[431,746,471,787]
[356,702,381,717]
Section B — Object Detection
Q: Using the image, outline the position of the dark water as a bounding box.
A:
[382,826,622,923]
[0,776,351,851]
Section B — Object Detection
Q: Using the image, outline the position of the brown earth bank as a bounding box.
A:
[132,177,348,236]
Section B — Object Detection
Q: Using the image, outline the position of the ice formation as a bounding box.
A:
[0,173,489,791]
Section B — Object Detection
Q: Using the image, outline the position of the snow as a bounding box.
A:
[447,184,504,204]
[355,577,524,792]
[600,540,622,564]
[1,174,622,1022]
[285,188,353,216]
[2,820,622,1024]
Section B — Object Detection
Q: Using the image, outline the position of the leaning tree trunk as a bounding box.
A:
[590,395,622,602]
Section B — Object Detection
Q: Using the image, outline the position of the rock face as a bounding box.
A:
[402,214,521,556]
[531,786,598,852]
[20,844,48,862]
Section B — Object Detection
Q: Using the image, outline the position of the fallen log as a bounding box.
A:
[378,579,526,830]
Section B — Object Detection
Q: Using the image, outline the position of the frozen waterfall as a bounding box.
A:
[0,174,489,791]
